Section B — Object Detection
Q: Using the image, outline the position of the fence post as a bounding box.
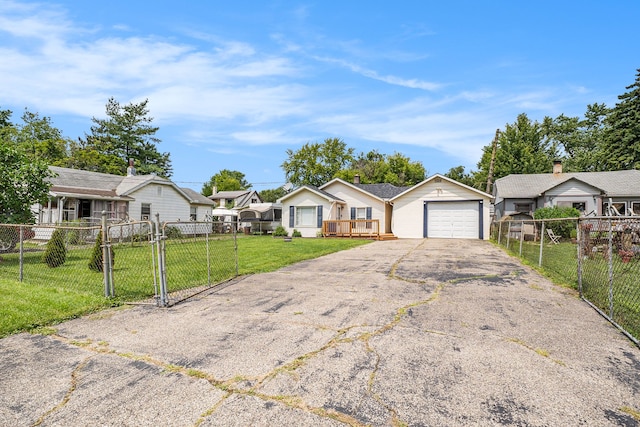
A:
[101,211,114,297]
[506,221,511,249]
[519,220,524,256]
[19,225,24,282]
[607,218,614,318]
[498,221,502,244]
[576,219,582,296]
[538,221,545,266]
[155,214,168,307]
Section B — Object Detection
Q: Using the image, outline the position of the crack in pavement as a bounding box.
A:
[41,241,519,427]
[31,355,93,427]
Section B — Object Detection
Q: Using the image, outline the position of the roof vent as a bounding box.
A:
[553,160,562,174]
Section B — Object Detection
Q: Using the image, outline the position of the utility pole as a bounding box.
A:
[485,129,500,194]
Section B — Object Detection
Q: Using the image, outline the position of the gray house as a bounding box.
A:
[493,162,640,219]
[37,166,214,225]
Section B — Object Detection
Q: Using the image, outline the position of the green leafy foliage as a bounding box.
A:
[202,169,250,196]
[259,187,287,203]
[292,229,302,237]
[282,137,355,187]
[602,68,640,170]
[273,225,288,237]
[42,229,67,268]
[0,135,53,223]
[533,206,580,238]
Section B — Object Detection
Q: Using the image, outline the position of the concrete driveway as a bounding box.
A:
[1,239,639,426]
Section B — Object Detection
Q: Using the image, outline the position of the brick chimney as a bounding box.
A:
[354,174,360,184]
[553,160,562,174]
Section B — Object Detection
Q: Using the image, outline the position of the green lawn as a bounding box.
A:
[0,236,371,337]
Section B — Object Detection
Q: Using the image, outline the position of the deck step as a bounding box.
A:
[378,233,398,241]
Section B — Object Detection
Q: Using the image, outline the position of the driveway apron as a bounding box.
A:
[1,239,639,426]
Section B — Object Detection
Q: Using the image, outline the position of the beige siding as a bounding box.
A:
[128,184,191,222]
[280,190,337,238]
[322,181,385,223]
[393,179,491,239]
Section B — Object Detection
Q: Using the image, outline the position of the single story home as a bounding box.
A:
[36,165,214,226]
[278,174,493,240]
[493,161,640,220]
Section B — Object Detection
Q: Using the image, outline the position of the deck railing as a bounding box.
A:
[322,219,380,238]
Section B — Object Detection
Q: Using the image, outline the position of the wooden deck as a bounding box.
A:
[322,220,397,240]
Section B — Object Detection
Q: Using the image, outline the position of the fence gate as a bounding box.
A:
[155,217,238,307]
[107,219,158,303]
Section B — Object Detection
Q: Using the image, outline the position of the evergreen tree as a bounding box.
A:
[88,97,172,177]
[602,68,640,170]
[42,228,67,268]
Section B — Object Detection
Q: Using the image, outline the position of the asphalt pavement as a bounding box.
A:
[1,238,639,426]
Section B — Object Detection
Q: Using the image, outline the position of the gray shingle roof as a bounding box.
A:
[353,183,409,199]
[494,170,640,199]
[181,188,215,205]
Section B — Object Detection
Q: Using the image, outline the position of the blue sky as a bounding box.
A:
[1,1,638,191]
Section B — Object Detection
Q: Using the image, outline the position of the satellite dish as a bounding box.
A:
[282,182,293,192]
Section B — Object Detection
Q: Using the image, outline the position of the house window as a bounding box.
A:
[190,207,197,221]
[631,202,640,216]
[604,201,626,216]
[141,203,151,220]
[514,203,532,213]
[572,202,586,212]
[356,207,367,220]
[295,206,316,227]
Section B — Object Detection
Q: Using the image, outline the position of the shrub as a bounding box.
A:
[533,206,580,238]
[89,231,115,272]
[164,226,183,240]
[292,229,302,238]
[273,226,288,237]
[42,228,67,268]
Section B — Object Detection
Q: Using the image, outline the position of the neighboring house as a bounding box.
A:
[493,161,640,220]
[36,166,214,226]
[279,174,492,240]
[208,189,262,209]
[391,174,493,239]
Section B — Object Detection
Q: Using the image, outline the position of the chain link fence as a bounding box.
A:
[493,217,639,346]
[158,220,237,306]
[0,223,102,292]
[0,216,238,307]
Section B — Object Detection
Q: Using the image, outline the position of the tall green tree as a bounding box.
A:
[282,138,354,187]
[258,187,288,202]
[202,169,250,196]
[87,97,172,177]
[14,109,69,165]
[0,139,53,223]
[444,165,475,187]
[544,104,610,172]
[473,113,557,190]
[602,68,640,170]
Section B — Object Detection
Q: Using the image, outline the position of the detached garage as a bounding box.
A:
[391,174,493,239]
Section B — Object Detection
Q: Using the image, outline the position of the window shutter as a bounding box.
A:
[289,206,295,228]
[366,207,372,220]
[350,207,356,220]
[317,205,323,228]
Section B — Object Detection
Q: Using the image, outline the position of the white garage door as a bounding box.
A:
[427,201,479,239]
